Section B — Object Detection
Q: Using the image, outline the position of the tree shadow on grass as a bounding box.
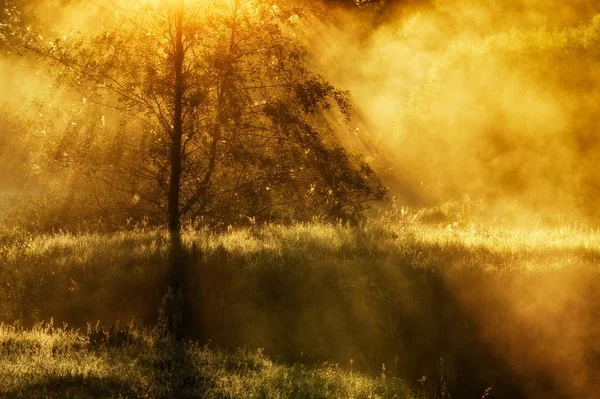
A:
[186,231,586,399]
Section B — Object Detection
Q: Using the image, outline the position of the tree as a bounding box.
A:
[2,0,385,232]
[170,0,184,234]
[2,0,385,334]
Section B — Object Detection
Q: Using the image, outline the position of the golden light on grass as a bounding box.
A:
[2,0,600,398]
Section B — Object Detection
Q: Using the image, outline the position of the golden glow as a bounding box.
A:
[2,3,600,397]
[2,1,600,223]
[312,0,600,226]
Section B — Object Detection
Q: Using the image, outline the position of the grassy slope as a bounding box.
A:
[0,324,408,399]
[1,219,599,398]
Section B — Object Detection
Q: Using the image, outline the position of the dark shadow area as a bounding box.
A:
[187,246,531,398]
[183,232,600,398]
[1,376,138,398]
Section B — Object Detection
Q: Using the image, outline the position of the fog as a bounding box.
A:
[1,2,600,398]
[313,0,600,226]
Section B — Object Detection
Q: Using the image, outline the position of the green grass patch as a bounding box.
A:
[0,323,410,398]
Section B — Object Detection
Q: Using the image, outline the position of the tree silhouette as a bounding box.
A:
[2,0,386,333]
[3,0,385,231]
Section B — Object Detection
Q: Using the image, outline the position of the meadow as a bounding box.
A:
[3,0,600,397]
[0,323,410,398]
[1,207,599,398]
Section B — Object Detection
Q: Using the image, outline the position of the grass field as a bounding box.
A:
[0,323,410,398]
[1,215,599,398]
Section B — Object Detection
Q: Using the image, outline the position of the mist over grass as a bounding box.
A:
[1,214,599,398]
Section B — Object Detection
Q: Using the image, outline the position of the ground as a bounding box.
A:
[1,212,599,398]
[0,323,408,398]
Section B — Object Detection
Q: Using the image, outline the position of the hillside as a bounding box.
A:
[1,214,599,398]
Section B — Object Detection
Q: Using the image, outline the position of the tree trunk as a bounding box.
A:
[167,0,185,338]
[169,0,184,235]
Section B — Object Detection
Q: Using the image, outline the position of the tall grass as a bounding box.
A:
[0,322,410,398]
[1,217,599,397]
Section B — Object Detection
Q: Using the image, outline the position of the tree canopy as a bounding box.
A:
[1,0,386,231]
